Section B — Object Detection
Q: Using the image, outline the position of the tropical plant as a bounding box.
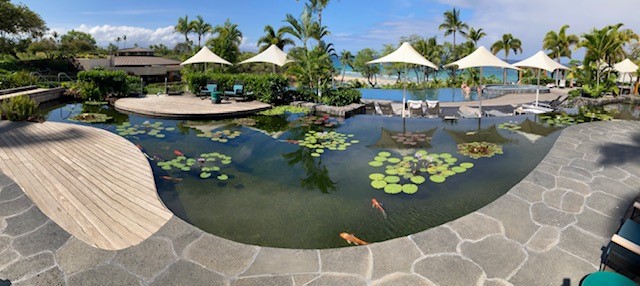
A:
[543,25,579,85]
[490,33,522,83]
[1,95,38,121]
[282,8,320,49]
[306,0,330,26]
[0,0,47,57]
[174,15,193,46]
[338,50,354,84]
[207,19,243,65]
[257,25,295,51]
[286,45,333,97]
[352,48,380,87]
[414,36,444,81]
[466,27,486,48]
[59,30,98,56]
[438,7,468,60]
[190,15,212,48]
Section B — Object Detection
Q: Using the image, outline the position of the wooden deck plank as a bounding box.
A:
[114,95,271,118]
[0,121,172,250]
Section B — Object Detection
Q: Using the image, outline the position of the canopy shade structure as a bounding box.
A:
[613,58,639,73]
[367,42,439,117]
[239,44,294,67]
[444,46,520,117]
[181,46,232,66]
[513,51,569,106]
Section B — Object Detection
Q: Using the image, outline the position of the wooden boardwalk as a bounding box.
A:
[115,95,271,118]
[0,121,173,250]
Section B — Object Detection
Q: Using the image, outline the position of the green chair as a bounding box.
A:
[601,202,640,279]
[205,83,222,103]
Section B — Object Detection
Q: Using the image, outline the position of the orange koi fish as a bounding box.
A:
[371,198,387,219]
[173,149,184,156]
[160,176,183,183]
[339,232,369,245]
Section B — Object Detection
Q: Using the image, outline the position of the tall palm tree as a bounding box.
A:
[415,36,444,81]
[439,7,468,77]
[491,33,522,83]
[190,15,212,48]
[209,19,243,64]
[174,15,193,46]
[543,25,579,85]
[466,27,486,48]
[282,7,318,49]
[114,37,121,49]
[338,50,354,83]
[579,24,638,87]
[306,0,330,26]
[257,25,295,51]
[123,35,127,49]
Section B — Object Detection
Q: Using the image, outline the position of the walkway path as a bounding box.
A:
[115,95,271,118]
[0,121,172,251]
[0,120,639,285]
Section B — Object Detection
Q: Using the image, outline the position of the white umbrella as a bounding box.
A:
[367,42,439,117]
[240,44,294,67]
[444,46,520,117]
[181,46,232,66]
[613,58,638,85]
[513,51,568,106]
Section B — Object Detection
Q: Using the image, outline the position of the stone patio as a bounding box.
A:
[0,120,639,285]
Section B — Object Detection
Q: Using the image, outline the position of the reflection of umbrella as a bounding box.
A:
[367,42,439,118]
[445,125,511,144]
[518,118,559,137]
[181,46,233,66]
[444,46,520,116]
[513,51,568,105]
[370,127,437,149]
[239,44,294,71]
[613,58,638,84]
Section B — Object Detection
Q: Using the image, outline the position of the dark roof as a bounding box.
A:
[113,56,181,66]
[117,47,153,53]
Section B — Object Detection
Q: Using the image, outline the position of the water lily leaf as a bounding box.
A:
[181,167,191,172]
[427,168,437,174]
[155,134,165,138]
[383,176,400,183]
[445,158,458,164]
[451,166,467,173]
[374,156,387,162]
[440,153,452,159]
[315,149,325,153]
[221,160,232,165]
[217,174,229,181]
[384,184,403,194]
[311,153,320,157]
[442,170,456,177]
[435,166,447,172]
[402,184,418,194]
[385,169,399,175]
[165,127,175,131]
[369,161,383,167]
[387,158,401,164]
[378,151,391,157]
[371,180,387,189]
[200,172,211,179]
[351,140,360,144]
[161,166,171,171]
[460,162,474,169]
[369,173,385,180]
[410,176,426,184]
[429,175,446,183]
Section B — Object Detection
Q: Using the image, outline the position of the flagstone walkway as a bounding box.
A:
[0,120,639,285]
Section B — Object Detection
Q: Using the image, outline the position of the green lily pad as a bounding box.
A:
[384,176,400,183]
[369,173,385,180]
[369,161,383,167]
[429,175,446,183]
[200,172,211,179]
[440,153,452,159]
[311,153,321,157]
[442,170,456,177]
[410,175,426,184]
[371,180,387,189]
[451,166,467,173]
[384,184,403,194]
[378,151,391,157]
[387,157,401,164]
[181,167,191,172]
[217,174,229,181]
[374,156,387,162]
[445,157,458,164]
[460,162,474,169]
[385,169,399,175]
[402,184,418,194]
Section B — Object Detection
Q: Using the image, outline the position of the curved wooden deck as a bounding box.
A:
[115,95,272,118]
[0,121,172,250]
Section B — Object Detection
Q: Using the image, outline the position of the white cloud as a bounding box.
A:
[73,24,183,48]
[80,9,172,16]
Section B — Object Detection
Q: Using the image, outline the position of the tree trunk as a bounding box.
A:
[451,32,457,78]
[340,68,345,84]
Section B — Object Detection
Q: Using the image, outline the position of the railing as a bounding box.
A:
[29,72,77,88]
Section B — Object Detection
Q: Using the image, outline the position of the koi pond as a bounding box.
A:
[39,100,575,249]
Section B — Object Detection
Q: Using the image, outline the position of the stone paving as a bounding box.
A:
[1,120,639,285]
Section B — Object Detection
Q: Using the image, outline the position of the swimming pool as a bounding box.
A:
[360,85,550,103]
[43,101,564,249]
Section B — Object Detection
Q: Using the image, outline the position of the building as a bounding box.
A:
[76,47,182,81]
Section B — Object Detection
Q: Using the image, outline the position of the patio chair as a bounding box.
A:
[558,79,567,88]
[537,95,567,110]
[408,100,424,117]
[200,83,222,100]
[601,202,640,278]
[377,101,395,116]
[425,100,440,118]
[364,102,376,115]
[458,106,482,118]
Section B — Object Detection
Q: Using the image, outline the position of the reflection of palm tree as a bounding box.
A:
[445,125,511,144]
[282,147,336,193]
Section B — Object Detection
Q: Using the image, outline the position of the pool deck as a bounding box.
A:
[1,119,639,285]
[114,94,272,119]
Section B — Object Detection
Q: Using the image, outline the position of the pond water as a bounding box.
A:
[42,100,567,249]
[359,88,479,102]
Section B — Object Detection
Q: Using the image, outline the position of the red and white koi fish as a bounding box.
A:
[173,149,184,156]
[160,176,183,183]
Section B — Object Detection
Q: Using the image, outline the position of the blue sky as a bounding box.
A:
[17,0,640,60]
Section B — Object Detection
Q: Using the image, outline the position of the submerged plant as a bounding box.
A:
[296,130,358,157]
[115,121,176,138]
[389,132,431,146]
[497,121,521,131]
[232,117,257,126]
[157,152,232,181]
[69,113,113,123]
[539,113,579,127]
[293,114,343,128]
[83,101,108,106]
[258,105,310,116]
[368,150,475,195]
[457,142,504,159]
[196,129,242,143]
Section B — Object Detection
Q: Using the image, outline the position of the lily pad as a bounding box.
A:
[217,174,229,181]
[369,173,385,180]
[200,172,212,179]
[374,156,387,162]
[384,184,403,194]
[371,180,387,189]
[383,176,400,183]
[378,151,391,157]
[402,184,418,194]
[460,162,474,169]
[369,161,383,167]
[451,166,467,173]
[410,175,426,184]
[387,157,401,164]
[429,175,446,183]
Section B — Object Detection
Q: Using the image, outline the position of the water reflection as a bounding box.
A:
[282,147,337,193]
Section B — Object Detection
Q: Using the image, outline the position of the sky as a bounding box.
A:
[16,0,640,61]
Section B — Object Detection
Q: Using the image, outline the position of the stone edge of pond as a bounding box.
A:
[0,120,639,285]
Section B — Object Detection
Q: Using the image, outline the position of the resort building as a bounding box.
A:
[75,47,182,81]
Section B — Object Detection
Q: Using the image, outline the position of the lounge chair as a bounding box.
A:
[601,201,640,278]
[558,79,566,88]
[408,100,424,117]
[537,95,567,110]
[458,106,482,118]
[425,100,440,118]
[364,102,376,115]
[200,83,222,100]
[376,101,395,116]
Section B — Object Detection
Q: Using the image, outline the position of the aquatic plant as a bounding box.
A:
[368,150,475,194]
[258,105,311,116]
[457,142,504,159]
[293,114,343,128]
[83,101,108,106]
[69,113,113,123]
[232,117,257,126]
[539,113,579,127]
[157,152,232,181]
[497,121,521,131]
[196,129,242,143]
[115,121,175,138]
[389,132,431,146]
[296,130,358,157]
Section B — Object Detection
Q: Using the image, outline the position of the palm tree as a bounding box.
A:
[190,15,212,48]
[543,25,579,85]
[491,33,522,83]
[123,35,127,49]
[439,7,468,77]
[175,15,193,46]
[115,37,121,49]
[306,0,330,26]
[338,50,354,83]
[415,36,444,81]
[257,25,295,51]
[579,24,638,87]
[209,19,243,64]
[466,27,486,48]
[282,7,317,49]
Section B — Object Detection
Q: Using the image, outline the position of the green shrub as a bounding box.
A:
[183,72,289,104]
[0,70,38,89]
[76,69,138,100]
[321,88,362,106]
[568,88,582,99]
[1,95,38,121]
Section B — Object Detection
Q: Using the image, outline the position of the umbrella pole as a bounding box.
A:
[536,69,540,106]
[402,63,407,118]
[478,67,483,118]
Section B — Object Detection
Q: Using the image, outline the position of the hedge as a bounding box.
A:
[183,72,288,104]
[75,69,139,100]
